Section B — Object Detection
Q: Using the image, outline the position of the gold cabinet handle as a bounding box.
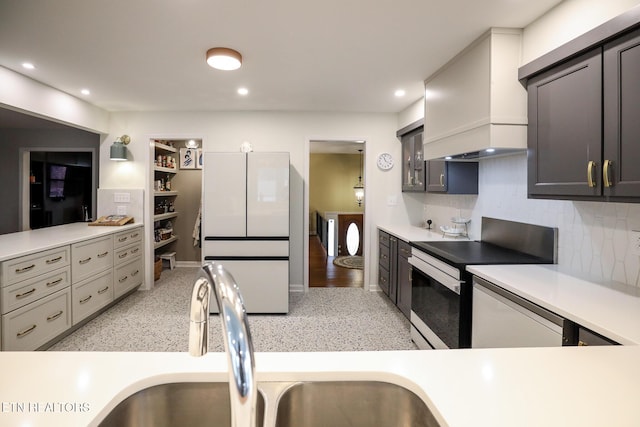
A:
[131,233,139,239]
[603,160,613,188]
[46,256,62,264]
[17,324,37,338]
[98,286,110,294]
[97,251,109,258]
[79,257,92,265]
[15,264,35,274]
[119,276,128,283]
[439,173,445,187]
[47,310,64,321]
[131,269,140,276]
[79,295,92,304]
[118,236,128,242]
[587,161,596,188]
[119,252,128,259]
[16,288,36,299]
[131,248,139,254]
[46,277,63,287]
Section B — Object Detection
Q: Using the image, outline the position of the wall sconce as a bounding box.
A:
[110,135,131,161]
[354,149,364,206]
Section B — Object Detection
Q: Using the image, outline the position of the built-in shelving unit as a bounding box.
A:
[153,141,179,258]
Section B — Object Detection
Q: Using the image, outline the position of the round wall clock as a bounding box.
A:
[377,152,394,170]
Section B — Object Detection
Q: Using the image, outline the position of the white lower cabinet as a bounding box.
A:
[2,288,71,351]
[0,225,144,350]
[114,256,143,298]
[72,269,114,325]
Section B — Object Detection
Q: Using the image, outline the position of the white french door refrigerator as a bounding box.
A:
[202,152,290,313]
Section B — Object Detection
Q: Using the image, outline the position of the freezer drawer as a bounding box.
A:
[472,276,563,348]
[202,239,288,257]
[204,259,289,314]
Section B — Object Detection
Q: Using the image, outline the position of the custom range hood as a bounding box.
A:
[423,28,528,161]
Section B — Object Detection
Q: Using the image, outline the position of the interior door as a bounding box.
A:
[337,214,363,256]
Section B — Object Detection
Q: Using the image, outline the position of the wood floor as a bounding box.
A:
[309,235,363,287]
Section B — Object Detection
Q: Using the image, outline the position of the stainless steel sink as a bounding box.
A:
[98,382,265,427]
[274,381,440,427]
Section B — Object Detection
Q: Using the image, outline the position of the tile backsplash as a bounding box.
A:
[421,153,640,287]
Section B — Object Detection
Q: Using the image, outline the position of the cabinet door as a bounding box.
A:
[604,29,640,198]
[401,131,425,192]
[203,152,247,237]
[426,160,447,192]
[396,240,412,319]
[527,49,602,198]
[246,153,289,237]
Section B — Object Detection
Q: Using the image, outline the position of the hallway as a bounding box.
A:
[309,235,363,287]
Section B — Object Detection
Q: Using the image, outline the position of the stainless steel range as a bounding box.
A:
[408,217,558,349]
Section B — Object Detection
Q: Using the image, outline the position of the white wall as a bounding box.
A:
[522,0,640,64]
[103,111,405,290]
[397,98,424,130]
[0,66,109,134]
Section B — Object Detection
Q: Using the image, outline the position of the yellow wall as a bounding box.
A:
[310,153,364,233]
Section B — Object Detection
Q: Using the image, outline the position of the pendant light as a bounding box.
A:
[354,149,364,206]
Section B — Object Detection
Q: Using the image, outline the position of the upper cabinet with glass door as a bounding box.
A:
[397,121,425,192]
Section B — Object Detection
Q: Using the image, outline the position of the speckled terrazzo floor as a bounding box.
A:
[49,267,417,352]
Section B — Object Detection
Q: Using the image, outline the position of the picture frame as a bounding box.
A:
[196,149,203,169]
[179,148,196,169]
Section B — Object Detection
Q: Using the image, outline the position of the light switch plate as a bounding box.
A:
[114,192,131,203]
[387,195,397,206]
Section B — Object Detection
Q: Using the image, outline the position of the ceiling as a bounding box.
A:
[0,0,562,116]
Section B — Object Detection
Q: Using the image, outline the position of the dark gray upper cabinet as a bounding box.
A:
[400,129,426,192]
[426,160,478,194]
[521,6,640,202]
[526,49,602,198]
[603,29,640,198]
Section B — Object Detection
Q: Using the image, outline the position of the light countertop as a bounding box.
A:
[0,347,638,426]
[377,224,459,242]
[467,264,640,345]
[0,222,143,261]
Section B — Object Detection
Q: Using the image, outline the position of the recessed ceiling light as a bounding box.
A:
[22,62,35,70]
[394,89,406,97]
[206,47,242,70]
[237,87,249,96]
[81,89,91,95]
[486,148,496,153]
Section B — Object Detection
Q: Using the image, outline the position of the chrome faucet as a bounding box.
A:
[189,262,257,427]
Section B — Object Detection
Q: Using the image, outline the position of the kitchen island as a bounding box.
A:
[0,347,638,426]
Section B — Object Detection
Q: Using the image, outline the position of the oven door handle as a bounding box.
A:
[409,256,461,295]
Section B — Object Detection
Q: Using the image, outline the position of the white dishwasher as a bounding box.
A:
[472,276,564,348]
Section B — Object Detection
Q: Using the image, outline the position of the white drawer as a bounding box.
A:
[2,288,71,351]
[202,239,289,257]
[72,269,114,325]
[114,242,143,266]
[114,227,143,249]
[1,266,70,314]
[71,236,113,283]
[1,246,70,287]
[114,257,143,298]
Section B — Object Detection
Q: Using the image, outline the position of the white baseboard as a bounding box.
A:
[289,283,304,293]
[175,261,201,268]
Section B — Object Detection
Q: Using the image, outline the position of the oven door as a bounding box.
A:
[409,255,461,349]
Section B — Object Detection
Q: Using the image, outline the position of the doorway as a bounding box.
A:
[308,140,365,288]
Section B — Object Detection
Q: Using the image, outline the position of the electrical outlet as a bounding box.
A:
[116,205,127,216]
[632,230,640,256]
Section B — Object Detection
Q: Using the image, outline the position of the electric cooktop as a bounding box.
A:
[410,240,554,269]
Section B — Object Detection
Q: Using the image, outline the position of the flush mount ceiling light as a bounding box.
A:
[206,47,242,70]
